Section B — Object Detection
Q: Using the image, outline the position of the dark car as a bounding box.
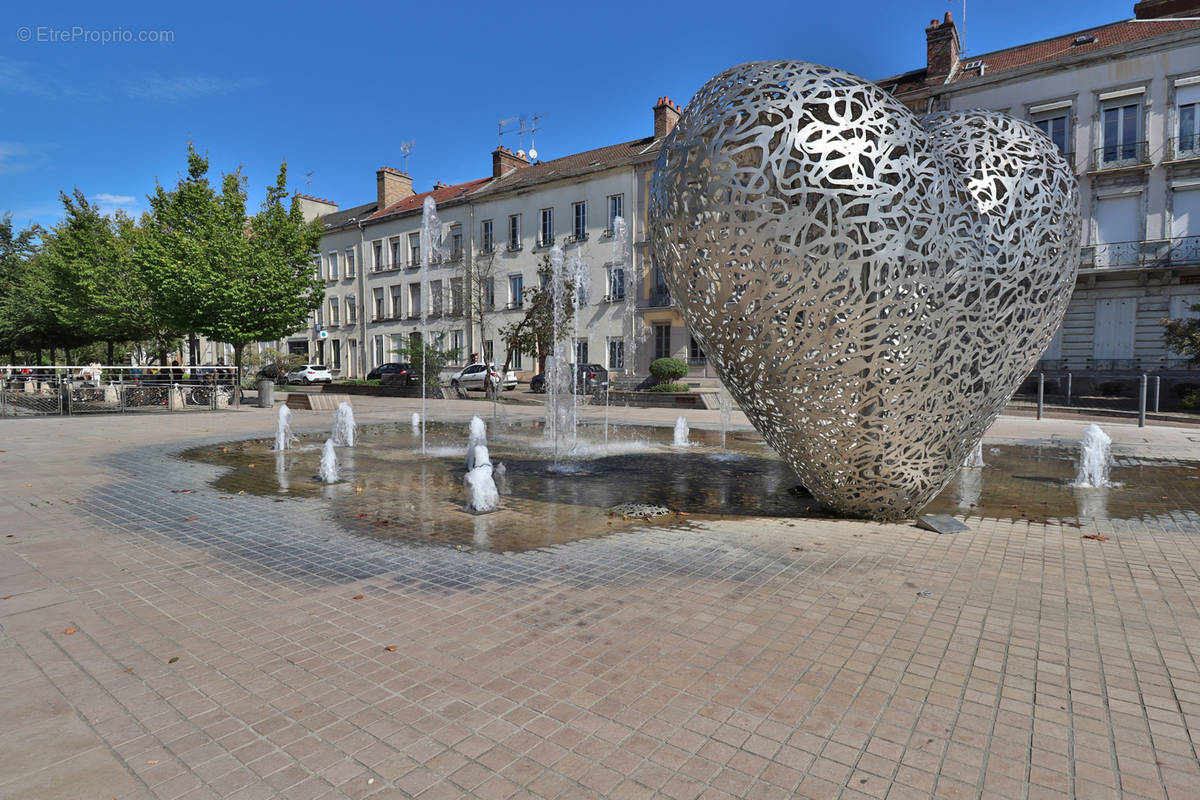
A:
[367,362,417,383]
[530,363,609,394]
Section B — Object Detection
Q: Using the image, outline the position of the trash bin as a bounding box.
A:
[257,379,274,408]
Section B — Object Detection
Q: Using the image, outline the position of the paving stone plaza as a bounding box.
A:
[3,398,1200,799]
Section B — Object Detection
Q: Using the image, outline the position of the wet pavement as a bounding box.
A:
[3,398,1200,799]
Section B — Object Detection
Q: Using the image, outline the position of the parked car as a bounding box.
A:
[282,364,333,385]
[366,362,417,383]
[530,363,609,394]
[449,363,518,392]
[255,363,290,381]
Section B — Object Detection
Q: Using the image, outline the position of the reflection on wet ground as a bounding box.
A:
[182,421,1200,552]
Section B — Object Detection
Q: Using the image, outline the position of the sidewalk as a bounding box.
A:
[2,400,1199,799]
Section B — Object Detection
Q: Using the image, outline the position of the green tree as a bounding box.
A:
[498,255,576,374]
[0,214,42,361]
[143,146,323,397]
[1163,305,1200,365]
[394,336,453,389]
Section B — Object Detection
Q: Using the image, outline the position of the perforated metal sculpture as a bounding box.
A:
[649,61,1080,519]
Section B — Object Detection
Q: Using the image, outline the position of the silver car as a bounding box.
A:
[449,363,518,391]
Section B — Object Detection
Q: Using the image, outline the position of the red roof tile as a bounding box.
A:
[473,136,661,197]
[367,177,493,221]
[950,17,1200,83]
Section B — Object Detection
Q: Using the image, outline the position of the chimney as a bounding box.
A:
[1134,0,1200,18]
[376,166,413,209]
[925,11,960,86]
[653,97,682,138]
[492,146,529,179]
[295,194,338,224]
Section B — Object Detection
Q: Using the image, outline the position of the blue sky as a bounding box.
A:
[2,1,1142,230]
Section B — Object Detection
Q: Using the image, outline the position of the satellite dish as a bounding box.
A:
[528,148,538,160]
[516,149,526,158]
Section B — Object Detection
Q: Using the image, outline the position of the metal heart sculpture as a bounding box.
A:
[649,61,1080,519]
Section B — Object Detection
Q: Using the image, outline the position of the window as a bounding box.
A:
[348,340,357,378]
[540,208,554,246]
[651,264,671,306]
[346,295,357,323]
[575,338,588,364]
[1178,81,1200,157]
[608,267,625,300]
[1101,98,1142,164]
[312,255,321,276]
[608,338,624,370]
[390,285,403,318]
[327,251,339,281]
[573,201,587,241]
[315,305,323,327]
[508,214,521,251]
[329,298,340,326]
[483,340,494,363]
[450,226,463,259]
[483,278,495,310]
[373,288,385,320]
[393,333,407,358]
[509,274,524,308]
[332,340,342,370]
[430,280,443,316]
[316,339,325,365]
[482,219,494,252]
[389,237,402,267]
[689,336,705,365]
[450,330,464,362]
[409,232,420,265]
[345,248,356,277]
[607,194,623,232]
[373,240,384,271]
[511,348,523,370]
[1034,114,1069,154]
[408,283,421,318]
[450,277,464,316]
[654,324,671,360]
[373,335,384,367]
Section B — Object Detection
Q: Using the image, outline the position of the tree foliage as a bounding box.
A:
[0,214,47,358]
[498,255,576,374]
[1163,305,1200,365]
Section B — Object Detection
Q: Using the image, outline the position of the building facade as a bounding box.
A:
[881,0,1200,398]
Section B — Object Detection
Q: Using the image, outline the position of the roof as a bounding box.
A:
[366,177,493,222]
[320,201,378,231]
[472,136,662,198]
[948,17,1200,83]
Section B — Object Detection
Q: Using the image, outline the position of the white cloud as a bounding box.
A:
[0,142,39,175]
[0,57,75,99]
[92,192,135,205]
[91,191,140,218]
[125,75,261,102]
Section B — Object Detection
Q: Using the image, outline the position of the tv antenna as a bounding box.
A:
[498,117,518,148]
[398,140,414,173]
[522,113,546,160]
[304,171,314,189]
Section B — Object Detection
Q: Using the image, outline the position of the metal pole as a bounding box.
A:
[1065,372,1072,406]
[1154,375,1161,414]
[1139,373,1147,428]
[1037,372,1044,420]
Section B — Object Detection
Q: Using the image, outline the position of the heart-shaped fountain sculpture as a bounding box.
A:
[649,61,1080,519]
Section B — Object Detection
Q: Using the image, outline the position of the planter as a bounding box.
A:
[604,390,719,409]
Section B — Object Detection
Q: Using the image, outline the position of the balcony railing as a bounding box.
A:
[1081,235,1200,270]
[567,231,589,244]
[687,356,707,367]
[507,300,524,310]
[537,236,555,248]
[507,241,523,253]
[371,261,403,273]
[1091,141,1149,170]
[1168,134,1200,161]
[480,244,495,255]
[647,287,672,307]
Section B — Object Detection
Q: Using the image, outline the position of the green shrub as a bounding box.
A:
[1181,389,1200,411]
[650,357,688,383]
[647,382,691,393]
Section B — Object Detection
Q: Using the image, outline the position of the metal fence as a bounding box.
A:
[0,365,239,417]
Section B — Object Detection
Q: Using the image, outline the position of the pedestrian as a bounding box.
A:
[171,359,183,384]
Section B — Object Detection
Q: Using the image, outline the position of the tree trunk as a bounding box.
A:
[36,348,42,365]
[158,346,167,367]
[50,347,57,365]
[65,348,72,365]
[107,341,114,364]
[232,344,243,406]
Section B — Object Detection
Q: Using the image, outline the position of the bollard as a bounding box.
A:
[1154,375,1161,414]
[1065,372,1072,406]
[1037,372,1044,420]
[1139,373,1147,428]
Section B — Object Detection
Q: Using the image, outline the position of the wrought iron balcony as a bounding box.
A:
[1091,141,1149,170]
[371,261,402,273]
[647,287,672,307]
[567,231,589,244]
[687,356,707,367]
[506,241,523,253]
[537,236,555,248]
[1080,235,1200,270]
[479,245,495,255]
[1169,134,1200,161]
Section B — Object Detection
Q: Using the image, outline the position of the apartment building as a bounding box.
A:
[880,0,1200,394]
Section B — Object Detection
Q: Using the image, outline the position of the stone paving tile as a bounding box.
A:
[3,405,1200,799]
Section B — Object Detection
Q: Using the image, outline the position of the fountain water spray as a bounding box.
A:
[568,248,590,449]
[962,440,985,468]
[545,245,574,463]
[716,388,733,449]
[411,412,420,434]
[674,416,690,446]
[419,196,449,455]
[1072,423,1113,488]
[319,439,339,483]
[614,216,637,405]
[464,444,499,512]
[466,416,487,470]
[331,401,356,447]
[275,405,296,451]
